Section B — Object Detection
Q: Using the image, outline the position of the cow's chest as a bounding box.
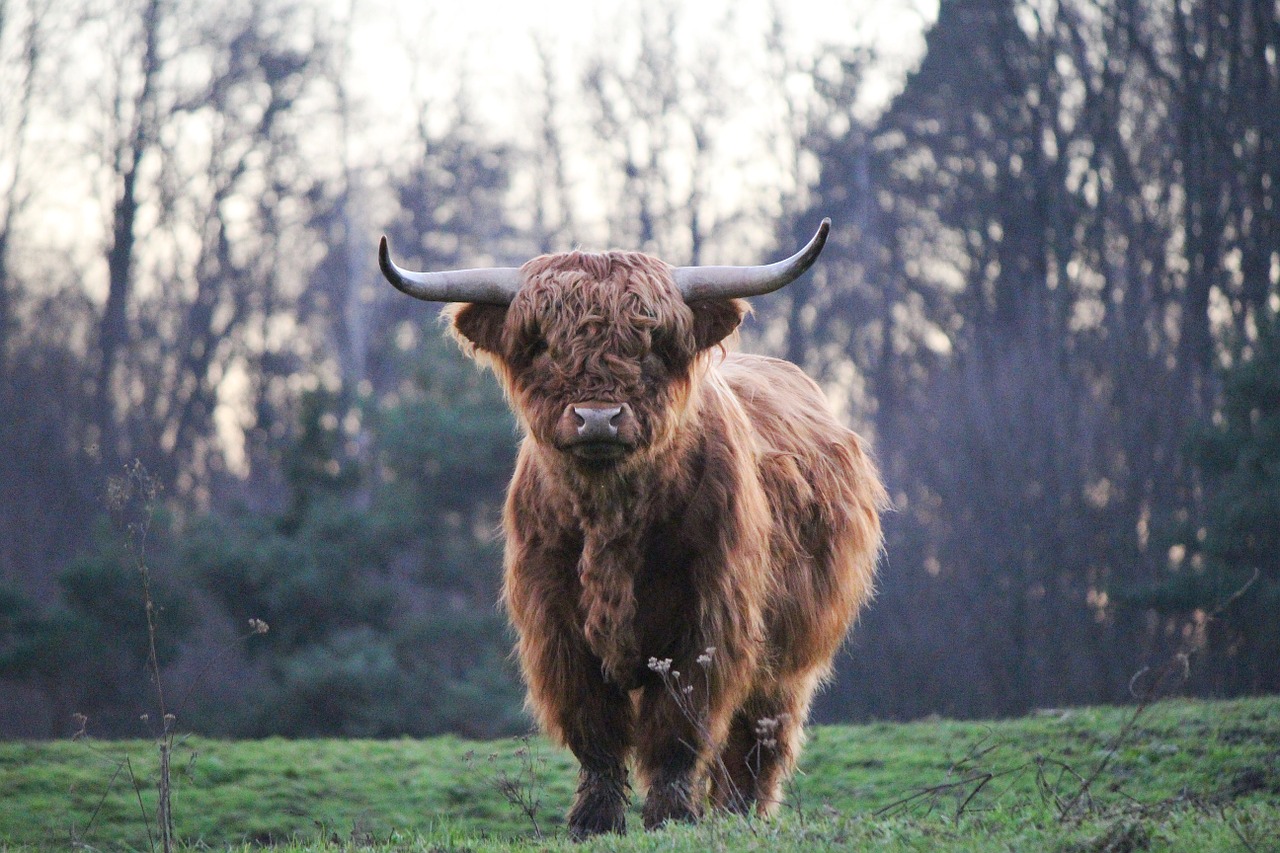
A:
[633,526,697,653]
[575,517,698,688]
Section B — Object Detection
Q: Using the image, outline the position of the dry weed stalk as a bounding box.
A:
[874,568,1262,833]
[1057,566,1260,823]
[71,462,269,853]
[465,735,548,840]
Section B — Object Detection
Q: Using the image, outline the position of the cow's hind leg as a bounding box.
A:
[710,679,816,816]
[708,710,762,814]
[632,668,744,830]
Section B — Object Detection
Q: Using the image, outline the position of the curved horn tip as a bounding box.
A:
[377,235,424,296]
[672,217,833,301]
[378,235,394,279]
[808,213,829,253]
[807,218,831,257]
[807,218,831,252]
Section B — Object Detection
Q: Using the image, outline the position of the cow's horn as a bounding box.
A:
[379,237,522,305]
[673,218,831,302]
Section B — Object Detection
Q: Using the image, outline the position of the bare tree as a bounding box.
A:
[580,0,746,262]
[0,0,102,599]
[798,0,1280,717]
[527,35,578,255]
[0,0,53,377]
[95,0,164,463]
[75,0,326,494]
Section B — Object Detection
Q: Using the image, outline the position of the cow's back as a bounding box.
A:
[716,352,883,680]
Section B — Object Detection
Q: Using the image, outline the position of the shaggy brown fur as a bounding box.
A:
[445,250,885,837]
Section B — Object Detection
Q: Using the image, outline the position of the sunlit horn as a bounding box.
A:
[378,236,522,305]
[673,218,831,302]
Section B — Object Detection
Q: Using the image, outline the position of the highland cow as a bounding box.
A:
[379,219,884,838]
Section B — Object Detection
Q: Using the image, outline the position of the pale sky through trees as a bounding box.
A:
[347,0,935,120]
[340,0,937,244]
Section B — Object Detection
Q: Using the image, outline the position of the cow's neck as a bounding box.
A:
[557,420,704,686]
[564,464,648,684]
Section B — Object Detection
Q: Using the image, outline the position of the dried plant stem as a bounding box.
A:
[112,462,175,853]
[501,737,544,841]
[1058,567,1259,823]
[72,464,269,852]
[871,567,1262,830]
[469,737,547,841]
[137,546,175,853]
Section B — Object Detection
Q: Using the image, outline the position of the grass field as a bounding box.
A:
[1,696,1277,851]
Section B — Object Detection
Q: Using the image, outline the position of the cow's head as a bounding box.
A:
[379,221,829,469]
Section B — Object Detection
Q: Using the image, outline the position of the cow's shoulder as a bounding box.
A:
[714,352,832,446]
[717,352,824,403]
[712,352,870,508]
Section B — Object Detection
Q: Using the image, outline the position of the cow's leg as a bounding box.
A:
[632,663,740,829]
[710,677,816,816]
[566,744,630,840]
[708,710,760,814]
[633,683,707,829]
[512,613,633,838]
[548,657,633,839]
[556,679,632,838]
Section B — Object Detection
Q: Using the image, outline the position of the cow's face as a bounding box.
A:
[448,251,744,468]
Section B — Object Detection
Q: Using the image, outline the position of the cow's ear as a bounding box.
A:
[449,303,510,356]
[689,298,747,351]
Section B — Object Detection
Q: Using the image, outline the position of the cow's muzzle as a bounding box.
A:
[556,402,637,463]
[574,405,623,440]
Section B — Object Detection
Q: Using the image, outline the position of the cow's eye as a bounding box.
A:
[527,338,549,359]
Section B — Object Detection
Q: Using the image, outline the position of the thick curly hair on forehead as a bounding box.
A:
[513,252,690,393]
[446,251,747,392]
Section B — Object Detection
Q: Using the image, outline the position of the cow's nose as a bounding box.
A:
[572,405,623,440]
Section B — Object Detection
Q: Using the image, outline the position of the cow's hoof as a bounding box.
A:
[567,771,627,840]
[567,800,625,840]
[641,780,700,830]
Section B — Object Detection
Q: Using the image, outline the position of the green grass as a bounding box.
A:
[1,696,1277,851]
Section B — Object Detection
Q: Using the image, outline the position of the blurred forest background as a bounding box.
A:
[0,0,1277,739]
